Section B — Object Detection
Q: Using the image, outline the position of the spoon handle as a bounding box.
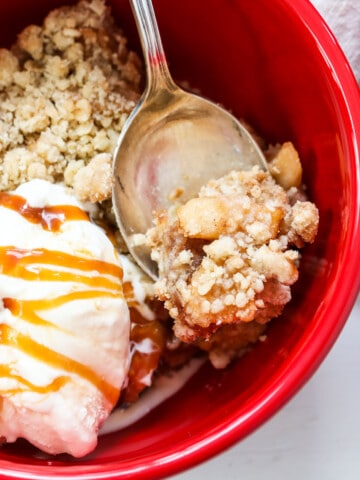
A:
[130,0,176,92]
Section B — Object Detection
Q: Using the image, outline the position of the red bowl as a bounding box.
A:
[0,0,359,478]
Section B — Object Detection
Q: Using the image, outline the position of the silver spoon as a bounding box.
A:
[112,0,268,280]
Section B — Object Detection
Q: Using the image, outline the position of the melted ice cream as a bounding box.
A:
[0,180,130,457]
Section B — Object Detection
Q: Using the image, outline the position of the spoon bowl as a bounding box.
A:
[112,0,268,279]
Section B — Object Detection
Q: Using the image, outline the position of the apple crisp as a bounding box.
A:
[0,0,142,203]
[147,144,319,367]
[0,0,320,386]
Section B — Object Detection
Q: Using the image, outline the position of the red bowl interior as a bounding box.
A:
[0,0,359,478]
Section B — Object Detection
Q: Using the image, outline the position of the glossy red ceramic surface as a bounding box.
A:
[0,0,359,478]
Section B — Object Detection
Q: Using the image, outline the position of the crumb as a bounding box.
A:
[168,187,185,201]
[73,152,113,202]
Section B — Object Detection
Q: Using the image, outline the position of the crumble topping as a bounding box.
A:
[0,0,142,202]
[147,146,319,364]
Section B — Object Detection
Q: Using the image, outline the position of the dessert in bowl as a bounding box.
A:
[0,0,359,478]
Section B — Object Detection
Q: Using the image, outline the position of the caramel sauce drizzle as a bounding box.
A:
[122,281,139,308]
[2,290,121,328]
[0,191,124,404]
[0,191,89,231]
[0,325,118,404]
[0,247,123,291]
[0,365,70,395]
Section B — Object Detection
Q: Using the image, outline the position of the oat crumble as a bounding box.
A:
[0,0,142,202]
[147,146,319,365]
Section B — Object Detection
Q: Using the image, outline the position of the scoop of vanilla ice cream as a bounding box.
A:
[0,179,130,457]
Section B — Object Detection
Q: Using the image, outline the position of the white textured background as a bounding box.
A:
[311,0,360,81]
[172,2,360,479]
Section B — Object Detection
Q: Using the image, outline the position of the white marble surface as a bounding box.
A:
[310,0,360,81]
[172,2,360,479]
